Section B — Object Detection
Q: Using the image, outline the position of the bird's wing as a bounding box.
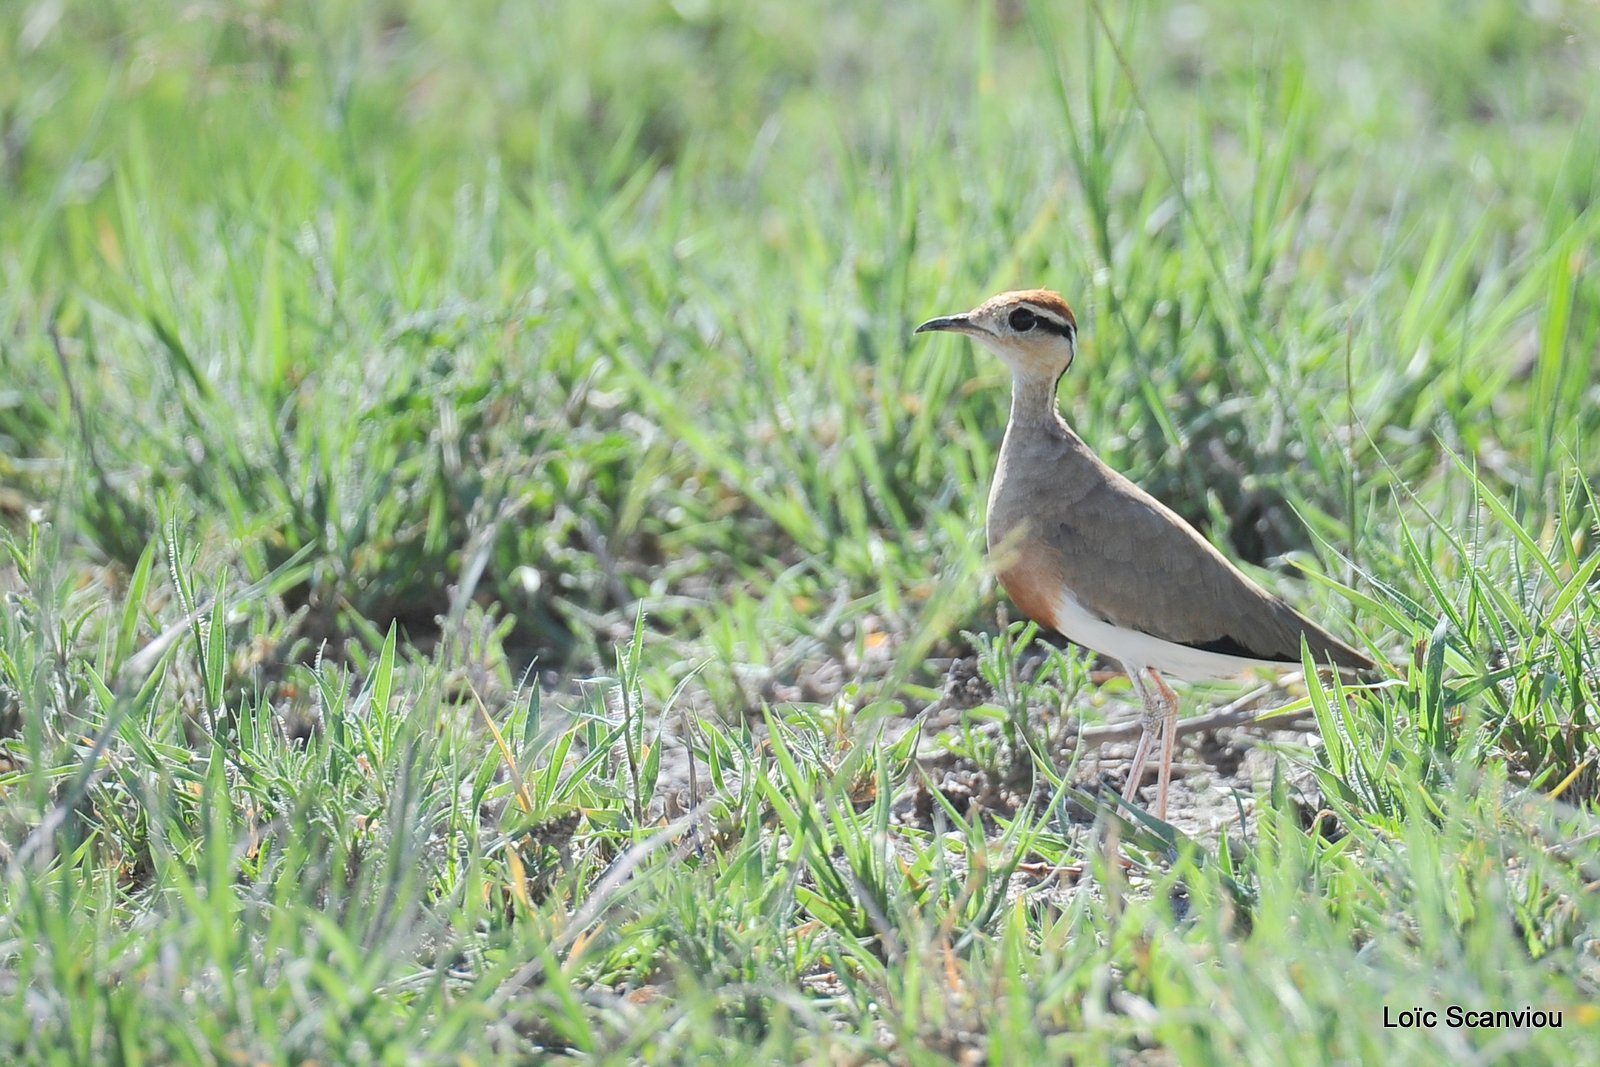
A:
[1033,454,1372,671]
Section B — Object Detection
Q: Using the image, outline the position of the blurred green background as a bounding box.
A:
[2,0,1598,1061]
[6,0,1595,683]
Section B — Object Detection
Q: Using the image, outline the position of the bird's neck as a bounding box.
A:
[989,367,1090,552]
[1007,369,1068,436]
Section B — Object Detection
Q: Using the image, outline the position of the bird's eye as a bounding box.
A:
[1008,308,1036,332]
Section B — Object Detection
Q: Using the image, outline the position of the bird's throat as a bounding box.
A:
[1007,370,1067,433]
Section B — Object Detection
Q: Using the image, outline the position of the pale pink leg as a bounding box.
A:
[1122,668,1181,818]
[1122,719,1158,805]
[1151,671,1180,821]
[1122,668,1162,807]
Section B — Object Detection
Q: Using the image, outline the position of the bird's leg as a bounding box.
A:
[1150,670,1180,821]
[1121,668,1163,808]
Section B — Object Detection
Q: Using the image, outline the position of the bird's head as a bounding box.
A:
[915,289,1078,378]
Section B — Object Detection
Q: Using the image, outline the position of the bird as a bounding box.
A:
[915,289,1374,821]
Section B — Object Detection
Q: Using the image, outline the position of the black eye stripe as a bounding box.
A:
[1014,306,1074,338]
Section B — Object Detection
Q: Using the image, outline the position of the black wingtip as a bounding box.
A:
[1181,632,1377,675]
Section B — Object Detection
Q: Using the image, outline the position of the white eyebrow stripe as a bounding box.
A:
[1023,305,1075,336]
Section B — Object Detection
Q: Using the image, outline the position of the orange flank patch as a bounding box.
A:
[996,550,1066,635]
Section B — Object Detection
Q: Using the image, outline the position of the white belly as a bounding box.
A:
[1051,590,1286,682]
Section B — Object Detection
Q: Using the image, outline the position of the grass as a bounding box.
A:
[2,0,1598,1061]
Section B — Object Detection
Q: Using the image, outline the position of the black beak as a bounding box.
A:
[914,313,986,337]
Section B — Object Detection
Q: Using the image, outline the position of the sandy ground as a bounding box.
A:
[897,654,1329,844]
[633,648,1332,867]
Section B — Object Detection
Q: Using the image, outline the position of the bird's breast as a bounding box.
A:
[991,540,1068,634]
